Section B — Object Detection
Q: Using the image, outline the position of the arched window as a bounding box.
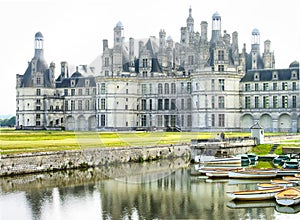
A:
[158,83,163,94]
[164,83,169,94]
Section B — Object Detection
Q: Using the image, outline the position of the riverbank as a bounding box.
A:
[0,144,190,176]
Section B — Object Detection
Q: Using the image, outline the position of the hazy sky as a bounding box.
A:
[1,0,299,115]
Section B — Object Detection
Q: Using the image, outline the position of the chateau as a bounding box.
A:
[16,8,299,132]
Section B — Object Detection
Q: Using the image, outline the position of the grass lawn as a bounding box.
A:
[1,128,299,155]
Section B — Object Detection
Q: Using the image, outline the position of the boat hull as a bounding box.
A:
[275,187,300,206]
[228,170,277,179]
[227,188,284,201]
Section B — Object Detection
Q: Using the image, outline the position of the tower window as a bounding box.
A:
[218,50,224,61]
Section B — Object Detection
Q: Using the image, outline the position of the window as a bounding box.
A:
[78,89,82,96]
[211,79,215,91]
[263,83,269,91]
[157,115,162,127]
[158,83,163,94]
[71,89,75,96]
[187,98,192,110]
[149,84,153,94]
[211,96,215,109]
[36,106,41,110]
[71,100,75,110]
[164,99,169,110]
[245,84,250,91]
[282,82,288,90]
[255,97,259,108]
[158,99,163,110]
[78,100,82,110]
[85,100,90,110]
[263,96,269,108]
[36,89,41,96]
[142,59,148,68]
[273,82,277,91]
[85,80,89,87]
[181,99,184,110]
[101,83,106,94]
[105,71,109,76]
[171,99,176,110]
[218,50,224,61]
[245,97,250,109]
[36,77,41,85]
[292,82,297,91]
[65,100,68,111]
[36,99,41,105]
[93,88,96,95]
[141,115,147,126]
[218,79,225,91]
[187,82,192,93]
[101,98,106,110]
[211,114,215,127]
[187,115,192,127]
[100,115,106,127]
[36,114,40,119]
[149,99,152,110]
[164,83,169,94]
[292,96,297,108]
[218,114,225,127]
[254,83,259,91]
[141,84,146,95]
[141,99,146,110]
[171,115,176,127]
[218,65,224,72]
[104,57,109,67]
[273,96,278,108]
[85,88,89,95]
[64,89,68,96]
[181,115,184,127]
[36,121,40,126]
[171,83,176,94]
[282,96,288,108]
[218,96,225,109]
[181,82,184,93]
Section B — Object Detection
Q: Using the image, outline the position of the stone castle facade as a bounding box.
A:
[16,8,299,132]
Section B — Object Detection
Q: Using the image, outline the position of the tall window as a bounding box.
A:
[218,114,225,127]
[181,115,184,127]
[181,99,184,110]
[273,82,277,91]
[254,97,259,108]
[211,79,215,90]
[218,50,224,60]
[171,115,176,127]
[164,99,169,110]
[141,99,146,110]
[211,96,215,109]
[171,99,176,110]
[141,115,147,126]
[36,77,41,85]
[149,99,152,110]
[71,100,75,110]
[282,96,288,108]
[142,59,148,68]
[100,115,106,127]
[181,82,184,93]
[157,115,162,127]
[101,98,106,110]
[211,114,215,127]
[78,89,82,96]
[158,99,163,110]
[158,83,163,94]
[36,89,41,96]
[187,98,192,110]
[65,100,68,111]
[273,96,278,108]
[292,82,297,91]
[218,65,224,72]
[218,96,225,109]
[171,83,176,94]
[188,55,194,65]
[245,84,250,91]
[149,84,152,94]
[245,97,250,109]
[292,96,297,108]
[282,82,288,90]
[78,100,82,110]
[218,79,225,91]
[71,89,75,96]
[101,83,106,94]
[254,83,259,91]
[263,83,269,91]
[263,96,269,108]
[187,82,192,93]
[187,115,192,127]
[164,83,169,94]
[85,88,89,95]
[104,57,109,67]
[141,84,146,95]
[85,100,90,110]
[64,89,68,96]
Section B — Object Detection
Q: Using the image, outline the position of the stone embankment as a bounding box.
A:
[0,145,190,177]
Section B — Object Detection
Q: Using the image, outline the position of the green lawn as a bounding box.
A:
[1,128,298,155]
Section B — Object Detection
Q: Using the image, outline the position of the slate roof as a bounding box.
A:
[241,67,299,82]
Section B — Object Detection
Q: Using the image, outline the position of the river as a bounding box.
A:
[1,158,299,220]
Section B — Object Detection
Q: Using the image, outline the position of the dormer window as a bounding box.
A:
[254,72,260,81]
[291,71,297,80]
[272,71,278,80]
[71,80,75,87]
[85,79,89,87]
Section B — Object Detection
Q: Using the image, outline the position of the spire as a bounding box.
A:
[186,6,194,33]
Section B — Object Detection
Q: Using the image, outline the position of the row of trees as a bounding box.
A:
[0,116,15,127]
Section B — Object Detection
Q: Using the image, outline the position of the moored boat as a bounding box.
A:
[270,179,295,188]
[282,176,300,185]
[227,200,276,209]
[228,170,277,179]
[282,159,300,169]
[275,187,300,206]
[247,153,258,164]
[227,187,284,201]
[203,157,241,167]
[273,155,290,166]
[206,171,229,178]
[257,183,281,190]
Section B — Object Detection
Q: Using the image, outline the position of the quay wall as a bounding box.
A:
[0,145,190,177]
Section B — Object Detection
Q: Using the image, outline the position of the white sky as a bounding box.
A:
[0,0,299,115]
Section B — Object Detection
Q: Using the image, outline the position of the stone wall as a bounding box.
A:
[0,144,190,176]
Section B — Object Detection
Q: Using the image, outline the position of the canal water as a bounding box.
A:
[1,159,299,220]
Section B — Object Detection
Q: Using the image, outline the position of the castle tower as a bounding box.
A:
[251,28,261,69]
[186,7,194,33]
[263,40,275,69]
[200,21,208,42]
[114,21,124,48]
[211,12,221,43]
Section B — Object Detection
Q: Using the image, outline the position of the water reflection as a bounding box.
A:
[1,159,300,220]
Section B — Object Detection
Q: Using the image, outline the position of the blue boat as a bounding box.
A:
[273,155,290,165]
[282,159,300,169]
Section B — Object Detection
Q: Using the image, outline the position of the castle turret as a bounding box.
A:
[263,40,275,69]
[211,12,221,43]
[250,28,262,69]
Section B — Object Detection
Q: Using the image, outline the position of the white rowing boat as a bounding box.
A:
[227,187,284,201]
